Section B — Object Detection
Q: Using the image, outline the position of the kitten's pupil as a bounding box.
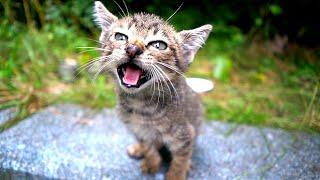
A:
[150,41,167,50]
[155,42,160,48]
[115,32,128,41]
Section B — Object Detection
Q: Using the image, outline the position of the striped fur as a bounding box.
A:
[93,1,212,179]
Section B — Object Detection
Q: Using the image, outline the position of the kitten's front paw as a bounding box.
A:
[140,157,161,174]
[127,143,144,158]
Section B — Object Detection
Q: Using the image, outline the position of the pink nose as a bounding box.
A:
[126,44,143,58]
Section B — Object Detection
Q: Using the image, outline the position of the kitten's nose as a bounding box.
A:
[126,44,143,58]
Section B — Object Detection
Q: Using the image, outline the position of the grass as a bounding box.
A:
[0,20,319,133]
[191,36,320,132]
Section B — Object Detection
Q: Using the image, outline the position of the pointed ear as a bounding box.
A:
[179,24,212,64]
[93,1,118,30]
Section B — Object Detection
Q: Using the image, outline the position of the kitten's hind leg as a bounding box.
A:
[166,124,195,180]
[140,144,162,173]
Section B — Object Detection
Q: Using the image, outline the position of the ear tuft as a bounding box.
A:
[179,24,213,64]
[93,1,118,30]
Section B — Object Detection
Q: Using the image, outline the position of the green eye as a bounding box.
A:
[115,33,128,41]
[150,41,167,50]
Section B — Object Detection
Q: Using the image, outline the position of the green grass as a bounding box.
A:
[189,33,320,132]
[0,20,319,133]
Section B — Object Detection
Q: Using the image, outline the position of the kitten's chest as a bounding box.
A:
[120,109,169,130]
[117,93,173,140]
[129,122,159,141]
[118,104,170,141]
[118,96,167,122]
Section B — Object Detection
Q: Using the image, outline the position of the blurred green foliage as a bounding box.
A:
[0,0,319,132]
[213,56,233,82]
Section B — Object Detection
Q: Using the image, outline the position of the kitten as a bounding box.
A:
[93,1,212,179]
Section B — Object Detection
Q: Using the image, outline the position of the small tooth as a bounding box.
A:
[122,68,125,74]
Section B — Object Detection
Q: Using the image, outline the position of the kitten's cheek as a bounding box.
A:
[110,44,117,49]
[121,44,128,50]
[112,44,125,50]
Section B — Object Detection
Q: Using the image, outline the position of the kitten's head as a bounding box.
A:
[93,1,212,94]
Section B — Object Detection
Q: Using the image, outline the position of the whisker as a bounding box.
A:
[76,47,110,54]
[143,62,172,106]
[92,62,108,80]
[92,58,117,80]
[148,68,157,103]
[77,56,108,71]
[74,56,110,78]
[154,65,179,100]
[153,65,173,101]
[153,66,165,106]
[85,38,107,46]
[121,0,130,16]
[76,47,105,49]
[150,67,161,109]
[142,61,156,103]
[156,61,186,78]
[72,57,105,81]
[166,2,184,22]
[77,49,107,54]
[112,0,126,17]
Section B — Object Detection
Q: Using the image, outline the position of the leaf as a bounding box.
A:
[213,56,233,82]
[269,4,282,16]
[255,17,263,27]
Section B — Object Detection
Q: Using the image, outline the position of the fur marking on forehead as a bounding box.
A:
[125,13,175,34]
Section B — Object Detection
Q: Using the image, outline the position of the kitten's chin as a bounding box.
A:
[118,82,151,94]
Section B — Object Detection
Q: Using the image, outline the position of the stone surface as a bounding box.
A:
[0,108,16,125]
[0,104,319,179]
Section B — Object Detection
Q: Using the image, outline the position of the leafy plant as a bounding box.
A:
[213,56,233,82]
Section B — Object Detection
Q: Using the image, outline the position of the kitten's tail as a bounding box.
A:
[186,78,214,93]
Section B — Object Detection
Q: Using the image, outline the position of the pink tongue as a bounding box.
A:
[123,66,142,85]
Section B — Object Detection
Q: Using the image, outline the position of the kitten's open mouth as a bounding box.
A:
[117,63,151,88]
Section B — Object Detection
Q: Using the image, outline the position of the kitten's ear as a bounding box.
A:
[93,1,118,30]
[179,24,212,64]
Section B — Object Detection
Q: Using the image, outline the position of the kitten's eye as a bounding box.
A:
[115,33,128,41]
[149,41,167,50]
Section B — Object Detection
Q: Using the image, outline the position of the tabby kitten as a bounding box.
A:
[93,1,212,179]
